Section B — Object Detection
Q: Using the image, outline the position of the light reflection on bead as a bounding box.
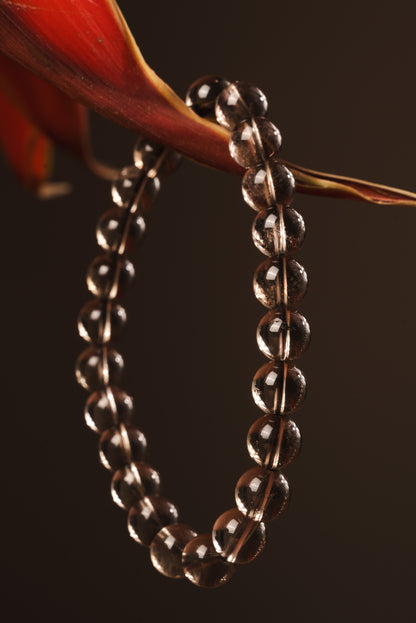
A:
[183,533,235,588]
[252,360,306,415]
[111,461,160,510]
[78,299,127,345]
[128,495,179,547]
[212,508,265,564]
[99,425,147,471]
[235,466,290,521]
[75,346,124,391]
[247,416,302,470]
[84,387,133,433]
[133,138,181,177]
[215,82,268,131]
[86,253,135,300]
[186,75,231,118]
[242,161,295,211]
[150,524,197,579]
[96,207,146,254]
[253,256,307,310]
[257,310,310,361]
[252,206,305,256]
[229,118,282,168]
[111,165,160,211]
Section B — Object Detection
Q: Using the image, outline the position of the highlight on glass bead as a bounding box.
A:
[253,256,308,310]
[111,165,160,211]
[212,508,266,564]
[256,309,310,361]
[96,207,146,254]
[182,533,235,588]
[252,206,305,256]
[128,495,179,547]
[98,424,147,471]
[252,360,306,415]
[186,75,231,118]
[133,137,182,177]
[229,117,282,168]
[215,82,268,131]
[242,161,295,211]
[247,415,302,470]
[75,346,124,391]
[150,524,197,579]
[78,299,127,345]
[84,387,134,434]
[86,253,135,300]
[111,461,161,510]
[235,466,290,522]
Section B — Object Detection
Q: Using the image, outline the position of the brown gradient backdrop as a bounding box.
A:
[1,1,415,621]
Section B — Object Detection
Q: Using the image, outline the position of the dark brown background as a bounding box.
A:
[1,1,415,621]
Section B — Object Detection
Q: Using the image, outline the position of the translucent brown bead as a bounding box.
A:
[247,415,301,470]
[212,508,265,564]
[128,494,179,547]
[242,161,295,211]
[78,299,127,345]
[150,524,197,579]
[111,461,160,510]
[229,118,282,168]
[252,206,305,256]
[99,424,147,471]
[215,82,268,131]
[111,165,160,211]
[253,256,307,310]
[186,75,230,118]
[75,346,124,391]
[133,138,181,177]
[257,310,310,361]
[252,361,306,415]
[96,207,146,254]
[86,253,135,300]
[235,466,290,522]
[84,387,133,433]
[183,533,235,588]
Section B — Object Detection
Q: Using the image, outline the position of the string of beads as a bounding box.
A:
[75,75,310,588]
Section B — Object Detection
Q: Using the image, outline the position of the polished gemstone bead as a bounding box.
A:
[150,523,197,579]
[252,206,305,256]
[242,161,295,211]
[84,387,133,433]
[128,494,179,547]
[186,75,230,118]
[235,466,290,522]
[215,82,268,130]
[257,310,310,361]
[96,207,146,254]
[183,533,235,588]
[133,138,181,177]
[212,508,265,564]
[111,165,160,211]
[86,253,135,300]
[111,461,160,510]
[78,299,127,344]
[253,256,307,310]
[99,424,147,471]
[247,415,301,470]
[75,346,124,391]
[252,360,306,415]
[229,118,282,168]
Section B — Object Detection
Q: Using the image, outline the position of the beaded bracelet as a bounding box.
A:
[75,75,310,588]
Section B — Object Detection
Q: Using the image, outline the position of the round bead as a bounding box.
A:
[78,299,127,345]
[99,425,147,471]
[185,75,230,118]
[212,508,265,564]
[75,346,124,391]
[242,161,295,211]
[183,533,235,588]
[111,461,160,510]
[133,138,182,176]
[128,495,179,547]
[247,416,301,470]
[253,256,307,310]
[96,207,146,254]
[257,310,310,361]
[229,118,282,168]
[235,467,290,522]
[150,524,197,579]
[111,165,160,211]
[215,82,268,131]
[84,387,133,433]
[252,206,305,256]
[252,361,306,415]
[86,253,135,300]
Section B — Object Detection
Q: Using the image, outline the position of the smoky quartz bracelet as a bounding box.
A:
[75,75,309,588]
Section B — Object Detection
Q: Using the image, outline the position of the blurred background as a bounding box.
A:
[1,0,415,621]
